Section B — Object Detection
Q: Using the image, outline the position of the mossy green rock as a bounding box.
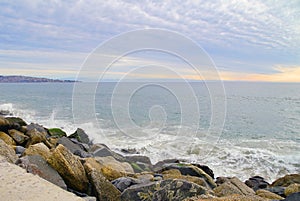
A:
[5,117,27,127]
[48,128,67,137]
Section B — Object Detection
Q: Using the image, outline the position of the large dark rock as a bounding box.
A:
[68,128,90,144]
[125,155,153,173]
[25,128,51,148]
[121,179,208,201]
[192,163,214,179]
[0,116,10,131]
[153,159,181,172]
[265,186,286,197]
[47,144,89,193]
[245,176,269,191]
[5,117,27,127]
[26,123,48,136]
[57,136,87,155]
[162,164,216,189]
[16,155,67,189]
[283,192,300,201]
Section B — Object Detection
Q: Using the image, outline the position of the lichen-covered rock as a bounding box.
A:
[23,142,51,160]
[285,183,300,197]
[48,128,67,137]
[25,128,51,148]
[213,177,255,197]
[112,177,140,192]
[84,161,121,201]
[163,169,211,189]
[271,174,300,187]
[84,157,128,181]
[256,189,284,200]
[5,117,27,127]
[162,164,216,189]
[184,194,268,201]
[16,155,67,190]
[0,138,18,163]
[0,131,16,146]
[125,155,153,173]
[0,116,10,131]
[57,136,84,153]
[121,179,208,201]
[8,129,28,144]
[47,144,89,192]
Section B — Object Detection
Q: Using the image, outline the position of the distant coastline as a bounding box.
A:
[0,75,78,83]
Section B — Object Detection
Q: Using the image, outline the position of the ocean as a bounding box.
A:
[0,82,299,182]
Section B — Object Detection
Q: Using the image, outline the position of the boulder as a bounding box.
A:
[265,186,286,197]
[191,163,214,179]
[184,194,269,201]
[23,142,51,160]
[256,189,284,200]
[68,128,90,144]
[84,161,121,201]
[213,177,255,197]
[26,123,48,135]
[0,138,18,163]
[57,137,84,154]
[271,174,300,187]
[47,144,89,192]
[96,156,134,175]
[0,116,10,131]
[112,177,140,192]
[90,143,124,161]
[0,131,16,146]
[121,179,208,201]
[16,155,67,189]
[153,159,181,172]
[15,145,26,155]
[48,128,67,137]
[5,117,27,128]
[245,176,269,191]
[25,128,51,148]
[283,192,300,201]
[125,155,153,173]
[162,164,216,189]
[8,129,28,145]
[163,169,211,189]
[285,183,300,197]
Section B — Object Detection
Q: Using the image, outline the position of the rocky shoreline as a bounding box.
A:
[0,116,299,201]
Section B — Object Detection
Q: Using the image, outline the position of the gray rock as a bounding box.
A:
[121,179,208,201]
[265,186,286,197]
[57,136,87,155]
[16,155,67,189]
[112,177,140,192]
[283,192,300,201]
[90,143,114,157]
[15,145,26,155]
[245,176,269,191]
[68,128,90,144]
[8,129,28,144]
[26,123,48,136]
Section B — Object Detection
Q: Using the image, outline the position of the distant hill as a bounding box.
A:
[0,75,77,83]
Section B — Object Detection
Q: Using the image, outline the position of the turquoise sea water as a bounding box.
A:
[0,82,299,181]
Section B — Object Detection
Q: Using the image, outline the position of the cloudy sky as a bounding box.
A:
[0,0,299,82]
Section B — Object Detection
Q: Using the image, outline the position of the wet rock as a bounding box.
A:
[23,142,51,160]
[213,177,255,197]
[125,155,153,173]
[25,128,51,148]
[215,177,230,185]
[48,128,67,138]
[283,192,300,201]
[121,148,139,154]
[90,143,115,157]
[245,176,269,191]
[256,189,284,200]
[26,123,48,136]
[162,169,211,189]
[68,128,90,144]
[192,163,214,179]
[5,117,27,128]
[153,159,181,172]
[162,164,216,189]
[47,144,89,193]
[0,138,18,163]
[285,183,300,197]
[271,174,300,187]
[0,131,16,146]
[112,177,140,192]
[8,129,28,145]
[16,155,67,189]
[57,136,85,154]
[84,161,121,201]
[265,186,286,197]
[0,116,10,131]
[121,179,208,201]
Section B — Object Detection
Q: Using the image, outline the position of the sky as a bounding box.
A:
[0,0,299,82]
